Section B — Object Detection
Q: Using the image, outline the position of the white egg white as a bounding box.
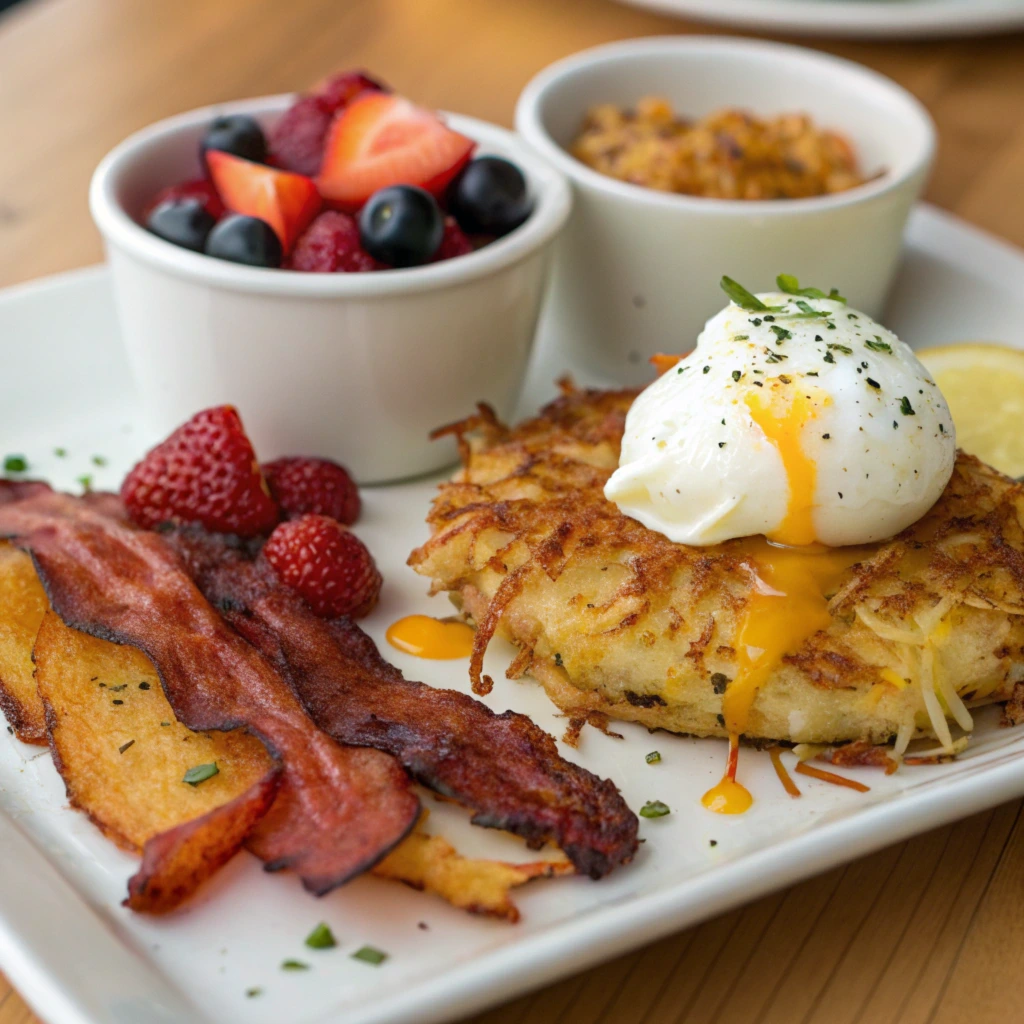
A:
[604,292,957,547]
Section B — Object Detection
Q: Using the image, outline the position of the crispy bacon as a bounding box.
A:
[169,529,640,879]
[0,488,420,894]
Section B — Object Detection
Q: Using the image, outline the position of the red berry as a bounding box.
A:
[262,456,360,524]
[285,211,384,272]
[263,514,381,618]
[121,406,279,537]
[269,71,388,177]
[432,217,474,262]
[143,178,225,221]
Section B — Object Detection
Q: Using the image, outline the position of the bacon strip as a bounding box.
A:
[0,487,420,894]
[170,530,639,879]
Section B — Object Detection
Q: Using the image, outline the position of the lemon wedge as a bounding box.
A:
[916,342,1024,478]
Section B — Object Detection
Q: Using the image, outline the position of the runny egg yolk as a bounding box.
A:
[701,537,869,815]
[743,386,820,547]
[386,615,475,660]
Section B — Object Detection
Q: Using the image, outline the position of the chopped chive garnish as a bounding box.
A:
[77,474,93,492]
[91,455,107,467]
[721,275,772,311]
[823,351,835,364]
[3,455,27,474]
[765,350,788,363]
[776,274,846,303]
[54,447,67,458]
[827,343,852,355]
[865,339,892,353]
[645,751,661,764]
[733,334,749,341]
[281,959,310,971]
[305,923,337,950]
[246,988,263,998]
[770,325,792,343]
[703,366,710,374]
[351,946,387,966]
[183,762,219,787]
[900,396,915,415]
[118,740,135,754]
[160,721,171,727]
[639,800,670,818]
[139,682,150,690]
[731,370,742,381]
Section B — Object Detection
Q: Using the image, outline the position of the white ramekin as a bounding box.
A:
[516,37,936,387]
[90,96,571,484]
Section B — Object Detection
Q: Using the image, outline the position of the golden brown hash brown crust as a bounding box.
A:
[410,383,1024,746]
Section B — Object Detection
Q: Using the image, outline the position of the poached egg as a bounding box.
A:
[605,290,956,547]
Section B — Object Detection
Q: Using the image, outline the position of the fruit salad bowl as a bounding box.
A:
[89,94,572,484]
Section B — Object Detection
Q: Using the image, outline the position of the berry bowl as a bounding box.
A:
[89,94,571,484]
[516,36,935,387]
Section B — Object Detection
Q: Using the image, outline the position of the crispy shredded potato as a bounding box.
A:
[0,541,49,743]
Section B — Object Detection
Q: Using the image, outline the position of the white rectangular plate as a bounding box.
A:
[2,204,1024,1024]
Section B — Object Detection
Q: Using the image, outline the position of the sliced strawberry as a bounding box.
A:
[317,93,474,211]
[206,151,321,253]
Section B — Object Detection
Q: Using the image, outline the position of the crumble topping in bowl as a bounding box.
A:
[570,97,866,200]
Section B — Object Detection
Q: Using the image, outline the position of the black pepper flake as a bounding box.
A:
[763,315,776,322]
[939,424,945,433]
[866,378,881,389]
[822,433,831,439]
[814,335,823,342]
[718,442,726,448]
[753,381,764,387]
[893,421,899,429]
[710,839,718,847]
[112,699,124,705]
[118,740,134,754]
[778,374,792,384]
[838,492,843,499]
[806,371,819,376]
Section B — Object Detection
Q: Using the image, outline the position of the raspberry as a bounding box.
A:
[262,456,360,525]
[432,217,474,261]
[263,514,381,618]
[269,71,388,177]
[121,406,279,537]
[143,178,225,221]
[286,211,384,272]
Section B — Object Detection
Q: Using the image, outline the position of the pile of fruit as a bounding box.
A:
[121,405,381,618]
[143,71,533,271]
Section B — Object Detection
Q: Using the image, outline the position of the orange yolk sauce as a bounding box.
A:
[386,615,475,660]
[702,381,871,814]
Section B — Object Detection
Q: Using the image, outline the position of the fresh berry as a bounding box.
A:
[448,156,531,236]
[143,178,225,220]
[206,151,321,253]
[317,93,474,211]
[286,211,384,272]
[145,198,217,252]
[262,456,360,524]
[359,185,444,267]
[263,514,381,618]
[432,217,474,262]
[269,71,388,177]
[121,405,279,536]
[200,114,267,164]
[205,215,283,267]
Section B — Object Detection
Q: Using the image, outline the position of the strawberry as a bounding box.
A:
[121,406,279,537]
[262,456,360,524]
[206,151,321,253]
[143,178,225,221]
[317,93,474,212]
[285,211,384,272]
[263,514,381,618]
[269,71,388,177]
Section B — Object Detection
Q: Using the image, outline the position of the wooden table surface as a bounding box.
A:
[2,1,1024,1022]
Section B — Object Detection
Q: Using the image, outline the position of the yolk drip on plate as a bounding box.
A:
[701,537,869,815]
[386,615,475,660]
[744,386,819,547]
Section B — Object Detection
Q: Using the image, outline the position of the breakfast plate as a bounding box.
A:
[615,0,1024,40]
[3,202,1024,1024]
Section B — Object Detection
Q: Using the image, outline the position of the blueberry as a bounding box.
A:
[145,198,217,252]
[358,186,444,267]
[204,215,282,267]
[447,156,531,237]
[200,114,267,164]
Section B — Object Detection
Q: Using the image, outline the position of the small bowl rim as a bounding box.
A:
[89,94,572,297]
[515,35,937,217]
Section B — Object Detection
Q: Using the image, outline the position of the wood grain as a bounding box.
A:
[2,1,1024,1022]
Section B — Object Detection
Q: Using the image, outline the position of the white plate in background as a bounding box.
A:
[616,0,1024,39]
[2,204,1024,1024]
